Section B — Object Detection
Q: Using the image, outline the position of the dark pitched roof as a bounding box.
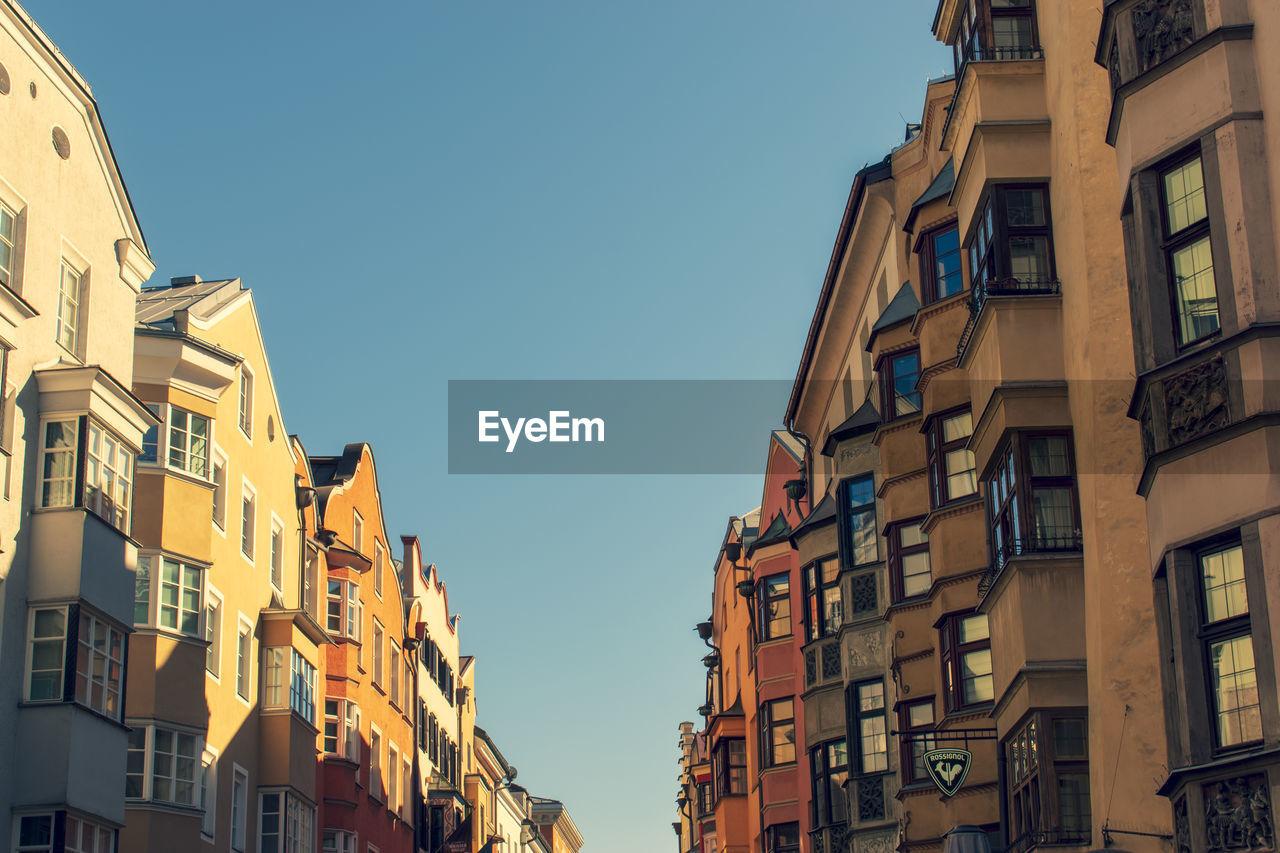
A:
[820,400,881,456]
[747,512,792,556]
[866,282,922,352]
[789,492,837,543]
[904,159,955,233]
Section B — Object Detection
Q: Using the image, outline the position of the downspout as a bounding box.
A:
[784,418,812,513]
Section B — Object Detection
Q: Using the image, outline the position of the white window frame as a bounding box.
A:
[389,642,401,709]
[352,509,363,555]
[388,742,399,815]
[270,513,285,593]
[201,746,219,840]
[262,645,286,710]
[15,814,55,853]
[323,698,361,761]
[289,648,317,723]
[56,257,85,357]
[236,615,253,705]
[25,605,68,703]
[322,829,357,853]
[64,814,115,853]
[211,445,228,533]
[38,416,137,535]
[238,364,254,440]
[231,764,248,852]
[259,791,312,853]
[134,552,206,638]
[372,618,384,688]
[84,419,134,532]
[325,577,363,642]
[165,405,212,479]
[74,607,126,719]
[0,190,25,292]
[373,540,384,598]
[369,725,383,801]
[241,478,256,564]
[125,724,203,806]
[401,756,412,822]
[206,587,223,680]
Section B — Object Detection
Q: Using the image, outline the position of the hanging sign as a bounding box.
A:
[923,747,972,797]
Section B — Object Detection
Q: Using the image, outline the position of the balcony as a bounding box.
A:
[979,530,1082,597]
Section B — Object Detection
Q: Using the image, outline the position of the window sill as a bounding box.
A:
[125,799,203,817]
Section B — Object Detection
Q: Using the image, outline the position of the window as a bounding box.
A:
[324,699,361,760]
[237,621,253,701]
[986,431,1080,569]
[26,605,126,720]
[759,697,796,768]
[928,409,977,507]
[352,510,363,554]
[212,449,228,529]
[390,642,401,707]
[140,404,160,464]
[1005,714,1091,846]
[323,830,357,853]
[370,727,384,800]
[802,557,841,642]
[270,518,285,591]
[290,649,317,723]
[241,482,256,562]
[57,259,83,354]
[17,815,54,853]
[201,748,218,839]
[65,816,115,853]
[207,591,223,678]
[40,418,137,534]
[260,791,314,853]
[880,350,922,419]
[403,656,413,712]
[940,612,994,711]
[839,474,878,568]
[374,541,384,597]
[263,646,286,709]
[888,520,931,602]
[1198,542,1260,748]
[712,738,746,799]
[372,619,384,687]
[85,421,134,531]
[809,739,849,827]
[764,824,800,853]
[0,201,16,287]
[304,550,321,623]
[167,407,211,478]
[756,574,792,641]
[968,185,1055,291]
[1160,153,1219,344]
[922,224,964,303]
[899,700,937,784]
[133,554,204,637]
[238,366,254,438]
[951,0,1039,70]
[401,758,412,820]
[126,725,201,806]
[388,744,400,813]
[232,766,248,852]
[848,679,888,774]
[325,578,363,641]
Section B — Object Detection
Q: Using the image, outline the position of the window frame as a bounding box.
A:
[325,577,363,642]
[1158,149,1220,347]
[231,764,248,852]
[237,365,254,440]
[324,698,361,761]
[240,479,257,564]
[125,724,203,807]
[56,258,84,357]
[236,616,253,703]
[269,513,285,593]
[847,679,888,776]
[764,823,800,853]
[939,611,994,713]
[1003,712,1091,847]
[38,416,137,535]
[887,518,932,603]
[920,222,965,304]
[879,349,922,420]
[206,587,223,679]
[838,473,879,570]
[134,552,206,639]
[951,0,1042,73]
[801,556,842,643]
[165,405,212,479]
[755,572,792,642]
[808,738,849,828]
[966,183,1057,292]
[712,737,747,800]
[25,603,127,721]
[211,445,228,531]
[899,698,937,785]
[985,430,1081,570]
[759,696,796,769]
[0,199,19,290]
[926,407,977,509]
[1196,540,1261,751]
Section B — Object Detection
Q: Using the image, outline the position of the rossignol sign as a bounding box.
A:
[923,748,972,797]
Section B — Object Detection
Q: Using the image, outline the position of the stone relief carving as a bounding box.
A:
[1175,796,1192,853]
[1165,356,1229,447]
[1203,775,1273,851]
[848,629,884,669]
[1132,0,1195,73]
[1108,38,1122,92]
[858,832,896,853]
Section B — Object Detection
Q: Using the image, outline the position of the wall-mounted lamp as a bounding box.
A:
[724,542,742,563]
[316,528,338,548]
[702,651,720,670]
[295,480,317,509]
[736,578,755,599]
[784,478,807,502]
[697,702,713,718]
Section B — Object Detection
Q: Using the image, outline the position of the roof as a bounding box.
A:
[789,492,837,543]
[747,512,792,556]
[820,400,880,456]
[770,429,805,463]
[904,158,955,233]
[136,277,242,329]
[866,282,921,353]
[785,155,894,427]
[474,726,513,778]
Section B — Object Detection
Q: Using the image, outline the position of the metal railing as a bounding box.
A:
[979,531,1083,595]
[1006,827,1092,853]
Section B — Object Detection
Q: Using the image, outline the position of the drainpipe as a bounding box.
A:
[783,418,812,515]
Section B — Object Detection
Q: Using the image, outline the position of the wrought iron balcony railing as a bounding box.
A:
[978,530,1083,595]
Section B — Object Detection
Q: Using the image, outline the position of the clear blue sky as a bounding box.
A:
[25,1,949,848]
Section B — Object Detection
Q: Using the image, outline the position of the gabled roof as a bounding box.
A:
[789,492,837,543]
[820,400,880,456]
[747,512,792,556]
[903,158,955,233]
[136,277,241,328]
[866,282,921,352]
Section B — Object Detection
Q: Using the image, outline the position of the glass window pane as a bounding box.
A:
[1172,235,1220,342]
[1009,236,1050,282]
[1028,436,1070,475]
[960,614,989,642]
[1201,544,1247,623]
[1163,157,1207,233]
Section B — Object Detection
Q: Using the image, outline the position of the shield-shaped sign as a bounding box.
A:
[923,748,972,797]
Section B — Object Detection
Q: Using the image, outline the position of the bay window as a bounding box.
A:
[899,700,937,784]
[289,649,317,724]
[765,824,800,853]
[759,697,796,768]
[809,739,848,827]
[838,473,878,568]
[260,790,315,853]
[968,185,1056,292]
[879,350,922,419]
[1004,713,1091,848]
[322,831,357,853]
[17,815,114,853]
[324,699,361,760]
[167,407,211,477]
[25,604,126,721]
[927,408,977,508]
[1161,152,1219,344]
[952,0,1040,71]
[126,725,201,806]
[848,679,888,774]
[888,520,931,602]
[802,557,841,642]
[986,431,1080,568]
[712,737,746,799]
[40,417,136,534]
[940,612,994,711]
[921,224,964,303]
[756,573,791,641]
[134,553,204,637]
[1199,542,1260,748]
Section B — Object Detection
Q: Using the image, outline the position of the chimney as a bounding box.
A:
[170,274,202,287]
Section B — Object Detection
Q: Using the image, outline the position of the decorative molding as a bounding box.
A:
[1133,0,1194,73]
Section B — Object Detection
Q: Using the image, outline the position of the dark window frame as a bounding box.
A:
[967,184,1057,292]
[846,679,889,776]
[764,823,801,853]
[808,738,849,828]
[802,556,842,643]
[1158,146,1221,348]
[939,611,994,713]
[1195,537,1261,752]
[926,406,978,509]
[1003,712,1091,848]
[712,737,747,800]
[838,474,879,571]
[759,696,797,769]
[951,0,1042,72]
[756,573,792,642]
[878,349,922,421]
[887,517,931,604]
[985,430,1082,570]
[920,222,965,304]
[898,698,937,785]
